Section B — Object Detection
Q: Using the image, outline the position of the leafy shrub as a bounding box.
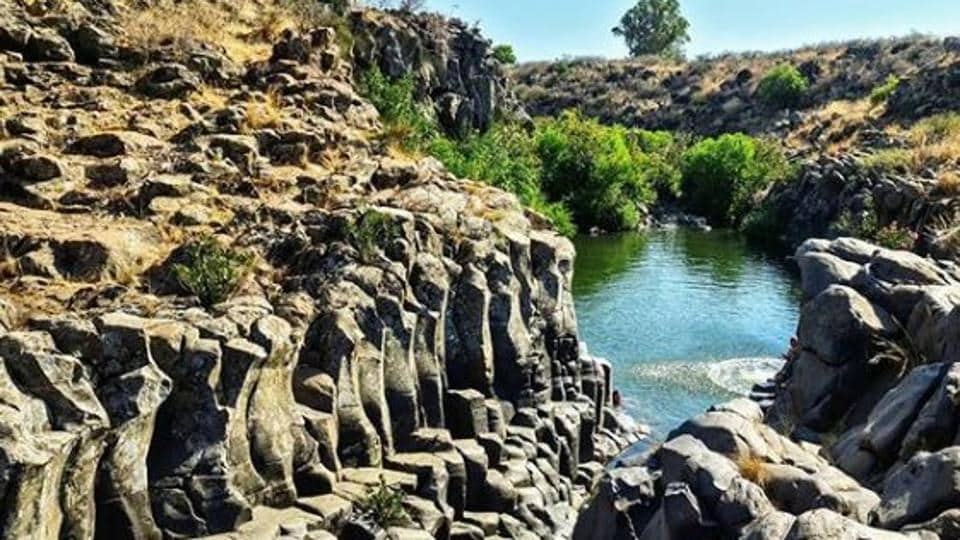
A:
[173,237,253,307]
[680,133,792,225]
[875,223,915,250]
[428,124,541,202]
[492,44,517,64]
[757,64,809,109]
[425,124,578,237]
[535,111,659,231]
[348,209,399,261]
[356,479,409,529]
[358,67,437,150]
[741,201,783,245]
[870,75,900,106]
[836,202,915,250]
[630,129,685,199]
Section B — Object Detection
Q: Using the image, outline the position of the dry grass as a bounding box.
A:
[908,113,960,168]
[737,454,770,487]
[244,90,284,131]
[192,85,230,111]
[120,0,287,64]
[319,149,346,173]
[110,256,147,287]
[938,171,960,195]
[0,252,19,280]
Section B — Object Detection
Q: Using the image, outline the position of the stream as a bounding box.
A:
[573,229,802,438]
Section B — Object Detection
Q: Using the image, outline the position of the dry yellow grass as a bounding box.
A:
[121,0,288,64]
[244,89,284,131]
[861,113,960,174]
[938,171,960,194]
[192,85,230,111]
[737,454,770,487]
[908,113,960,168]
[319,149,346,173]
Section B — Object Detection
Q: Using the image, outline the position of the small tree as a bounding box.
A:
[492,44,517,64]
[613,0,690,58]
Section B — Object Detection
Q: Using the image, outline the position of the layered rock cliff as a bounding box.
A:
[0,1,639,539]
[575,237,960,539]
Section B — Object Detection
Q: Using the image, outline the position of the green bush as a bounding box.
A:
[173,236,253,307]
[425,123,578,237]
[836,202,914,250]
[349,209,400,262]
[680,133,792,225]
[757,64,809,109]
[492,44,517,64]
[358,67,437,150]
[870,75,900,106]
[356,479,409,529]
[535,111,659,231]
[630,129,685,200]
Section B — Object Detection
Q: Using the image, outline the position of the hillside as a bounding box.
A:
[514,38,960,256]
[515,37,960,151]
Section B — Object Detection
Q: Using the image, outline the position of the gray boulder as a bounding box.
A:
[875,446,960,529]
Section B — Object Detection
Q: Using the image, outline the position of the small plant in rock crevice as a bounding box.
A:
[835,201,915,250]
[355,478,410,529]
[870,74,900,106]
[172,236,253,307]
[347,209,400,262]
[737,454,770,487]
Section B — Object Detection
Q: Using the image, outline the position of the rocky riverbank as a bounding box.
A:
[575,237,960,539]
[0,1,642,539]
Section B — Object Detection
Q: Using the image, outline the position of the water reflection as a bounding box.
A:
[573,229,801,437]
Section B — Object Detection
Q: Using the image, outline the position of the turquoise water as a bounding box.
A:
[573,230,802,438]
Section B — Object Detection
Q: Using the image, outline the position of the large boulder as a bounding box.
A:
[875,447,960,529]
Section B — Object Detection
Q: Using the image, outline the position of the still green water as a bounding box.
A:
[573,229,802,437]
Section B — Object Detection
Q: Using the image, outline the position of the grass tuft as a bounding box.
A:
[737,454,770,487]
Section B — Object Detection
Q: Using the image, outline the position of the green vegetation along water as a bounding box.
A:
[573,229,802,438]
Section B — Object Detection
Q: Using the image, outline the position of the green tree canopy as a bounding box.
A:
[613,0,690,58]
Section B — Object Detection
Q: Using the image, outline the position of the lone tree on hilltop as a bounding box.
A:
[613,0,690,58]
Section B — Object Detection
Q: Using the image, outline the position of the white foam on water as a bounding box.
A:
[707,357,784,396]
[630,356,784,397]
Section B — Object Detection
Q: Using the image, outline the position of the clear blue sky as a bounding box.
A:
[424,0,960,62]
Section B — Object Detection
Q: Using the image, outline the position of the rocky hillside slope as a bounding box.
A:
[514,37,960,147]
[514,38,960,256]
[575,237,960,539]
[0,1,640,539]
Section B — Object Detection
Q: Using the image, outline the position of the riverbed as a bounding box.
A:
[573,229,802,437]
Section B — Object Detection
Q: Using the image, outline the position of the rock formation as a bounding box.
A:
[350,9,527,135]
[0,1,639,539]
[575,237,960,539]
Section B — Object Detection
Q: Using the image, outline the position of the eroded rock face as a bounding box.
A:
[350,9,527,134]
[0,4,641,538]
[577,239,960,539]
